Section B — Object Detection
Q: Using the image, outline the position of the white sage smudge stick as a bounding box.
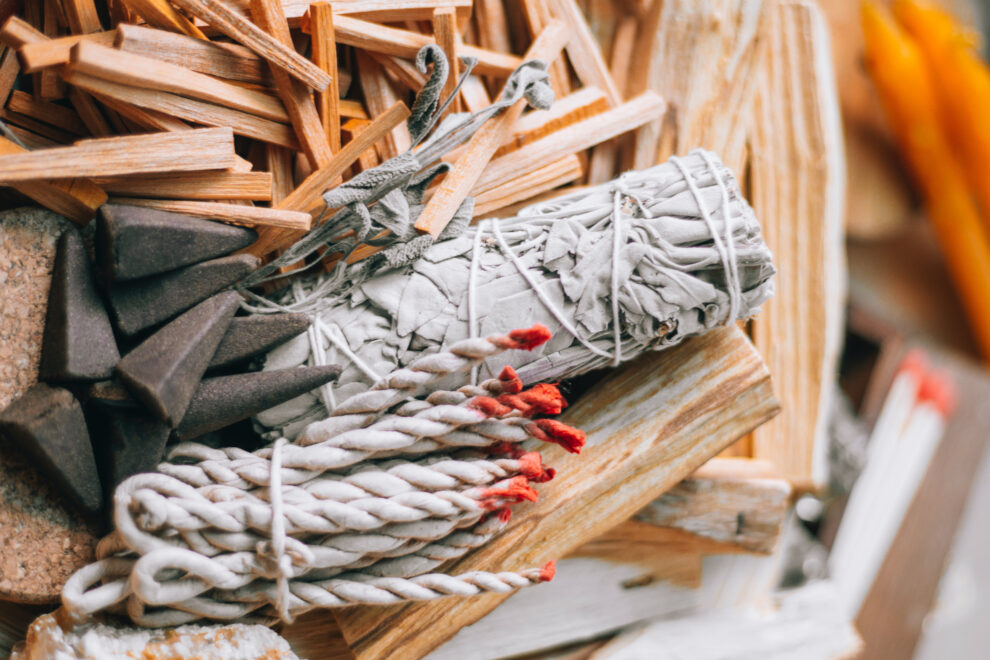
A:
[247,149,775,441]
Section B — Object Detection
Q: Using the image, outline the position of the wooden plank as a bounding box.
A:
[114,24,271,85]
[749,0,845,489]
[473,92,665,193]
[119,0,207,38]
[251,0,334,168]
[15,30,115,72]
[70,41,289,122]
[432,6,461,116]
[6,90,87,135]
[473,154,582,217]
[415,21,568,236]
[0,127,236,182]
[63,69,301,149]
[545,0,622,105]
[334,326,779,659]
[0,136,107,224]
[355,50,410,159]
[93,171,274,200]
[170,0,331,91]
[309,2,341,152]
[331,15,522,78]
[110,197,311,230]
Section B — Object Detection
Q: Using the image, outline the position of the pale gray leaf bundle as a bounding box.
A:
[253,150,775,440]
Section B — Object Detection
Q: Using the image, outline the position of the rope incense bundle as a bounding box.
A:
[247,149,776,440]
[62,328,574,627]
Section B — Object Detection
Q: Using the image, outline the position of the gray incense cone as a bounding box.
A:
[108,253,258,336]
[86,390,170,494]
[0,384,102,515]
[39,230,120,382]
[116,291,240,426]
[208,314,311,370]
[173,365,341,441]
[97,204,257,281]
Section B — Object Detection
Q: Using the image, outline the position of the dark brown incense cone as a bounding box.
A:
[172,365,341,441]
[97,204,257,281]
[107,253,259,336]
[86,394,170,495]
[0,384,103,515]
[39,230,120,382]
[209,313,311,370]
[116,291,240,426]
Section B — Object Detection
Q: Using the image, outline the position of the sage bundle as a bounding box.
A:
[247,150,776,441]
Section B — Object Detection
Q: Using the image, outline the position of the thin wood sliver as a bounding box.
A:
[110,198,312,230]
[414,21,569,238]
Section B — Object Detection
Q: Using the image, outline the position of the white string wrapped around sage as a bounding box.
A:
[247,150,776,441]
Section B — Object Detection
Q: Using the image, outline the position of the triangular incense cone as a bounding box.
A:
[173,365,341,441]
[39,230,120,382]
[116,291,240,426]
[86,395,170,494]
[0,384,102,515]
[108,254,258,336]
[209,314,311,370]
[97,204,257,281]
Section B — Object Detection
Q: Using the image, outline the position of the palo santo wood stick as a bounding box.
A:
[70,41,289,122]
[473,91,666,193]
[342,118,381,171]
[266,145,294,204]
[91,91,192,131]
[120,0,208,38]
[472,154,583,216]
[115,24,270,85]
[250,0,333,169]
[460,75,493,113]
[330,15,522,78]
[0,15,45,48]
[370,51,427,92]
[61,0,103,34]
[587,14,637,184]
[287,0,472,23]
[0,47,18,107]
[93,171,274,200]
[7,90,87,135]
[0,127,236,182]
[63,69,300,149]
[309,3,341,152]
[0,136,106,224]
[109,197,311,230]
[433,7,461,116]
[170,0,331,91]
[414,21,569,237]
[247,99,410,257]
[521,0,571,98]
[15,29,115,72]
[494,85,608,157]
[67,87,112,136]
[334,327,778,660]
[355,50,411,159]
[0,108,76,143]
[545,0,622,105]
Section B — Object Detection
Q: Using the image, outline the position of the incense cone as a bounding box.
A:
[209,313,311,370]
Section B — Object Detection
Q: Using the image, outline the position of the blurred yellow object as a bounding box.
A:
[894,0,990,229]
[862,2,990,360]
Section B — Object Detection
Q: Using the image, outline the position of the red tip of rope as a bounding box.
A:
[497,325,552,351]
[469,396,514,418]
[497,366,524,394]
[488,442,525,458]
[527,419,586,454]
[480,475,538,505]
[539,560,557,582]
[496,508,513,523]
[918,370,957,417]
[520,383,567,415]
[519,452,556,482]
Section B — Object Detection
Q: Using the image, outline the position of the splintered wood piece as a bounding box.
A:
[15,30,115,71]
[0,127,236,182]
[355,50,410,160]
[114,24,270,85]
[170,0,331,91]
[7,91,87,135]
[109,198,312,230]
[250,0,333,169]
[70,41,289,122]
[749,1,844,489]
[309,3,341,152]
[414,21,568,237]
[118,0,207,38]
[545,0,622,105]
[246,99,410,257]
[472,154,582,217]
[473,92,665,193]
[494,85,609,157]
[61,0,102,34]
[331,15,522,78]
[287,0,472,23]
[93,171,273,201]
[0,136,106,224]
[63,70,300,149]
[432,7,461,116]
[333,326,778,659]
[634,458,791,555]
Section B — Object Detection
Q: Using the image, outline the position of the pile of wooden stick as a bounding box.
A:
[0,0,666,273]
